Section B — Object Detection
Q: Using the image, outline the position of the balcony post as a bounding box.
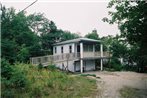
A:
[80,42,83,73]
[100,44,103,71]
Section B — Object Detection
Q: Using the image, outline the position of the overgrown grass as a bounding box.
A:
[1,63,97,98]
[80,74,97,77]
[119,86,147,98]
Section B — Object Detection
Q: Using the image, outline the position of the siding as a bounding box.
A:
[53,43,75,55]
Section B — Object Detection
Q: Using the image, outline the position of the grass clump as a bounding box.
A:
[1,62,97,98]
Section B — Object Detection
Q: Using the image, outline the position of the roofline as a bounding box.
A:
[53,38,101,46]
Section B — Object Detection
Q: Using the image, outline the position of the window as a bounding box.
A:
[83,45,93,52]
[84,45,88,52]
[54,47,57,54]
[89,45,93,52]
[61,46,63,53]
[69,45,72,53]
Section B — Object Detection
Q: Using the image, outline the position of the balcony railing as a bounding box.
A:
[30,52,80,65]
[30,52,111,65]
[83,51,110,58]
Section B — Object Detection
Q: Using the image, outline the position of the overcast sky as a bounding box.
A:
[2,0,120,37]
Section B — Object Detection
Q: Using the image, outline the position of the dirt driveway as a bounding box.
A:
[85,71,147,98]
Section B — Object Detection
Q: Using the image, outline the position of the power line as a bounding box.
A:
[19,0,38,13]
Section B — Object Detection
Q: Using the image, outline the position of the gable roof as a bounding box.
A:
[54,38,101,46]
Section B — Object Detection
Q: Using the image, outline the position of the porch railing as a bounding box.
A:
[83,51,110,58]
[30,52,80,65]
[30,51,111,65]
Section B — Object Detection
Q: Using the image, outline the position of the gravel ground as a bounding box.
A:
[84,71,147,98]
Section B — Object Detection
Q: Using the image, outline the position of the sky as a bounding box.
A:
[1,0,120,37]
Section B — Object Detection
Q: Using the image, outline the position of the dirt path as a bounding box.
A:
[85,71,147,98]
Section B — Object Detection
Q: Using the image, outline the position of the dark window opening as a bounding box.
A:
[55,47,57,54]
[61,46,63,53]
[69,45,72,53]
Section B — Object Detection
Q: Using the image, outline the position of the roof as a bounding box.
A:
[54,38,101,46]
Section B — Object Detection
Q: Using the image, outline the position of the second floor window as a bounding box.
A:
[61,46,63,53]
[69,45,72,53]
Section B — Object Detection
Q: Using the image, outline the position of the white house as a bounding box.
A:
[30,38,110,73]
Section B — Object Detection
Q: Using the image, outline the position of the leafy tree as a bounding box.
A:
[1,6,42,63]
[103,0,147,71]
[61,31,80,41]
[85,29,99,40]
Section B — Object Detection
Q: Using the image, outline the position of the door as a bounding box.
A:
[77,45,80,53]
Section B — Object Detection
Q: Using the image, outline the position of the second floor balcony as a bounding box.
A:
[30,51,111,65]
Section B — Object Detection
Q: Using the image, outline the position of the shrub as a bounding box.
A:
[110,57,122,71]
[47,64,57,71]
[38,63,43,69]
[1,59,13,79]
[1,62,28,97]
[10,69,27,88]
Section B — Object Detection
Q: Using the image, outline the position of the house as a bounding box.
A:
[30,38,110,73]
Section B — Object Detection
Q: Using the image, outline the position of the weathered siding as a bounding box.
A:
[53,43,75,55]
[55,61,75,72]
[85,60,95,71]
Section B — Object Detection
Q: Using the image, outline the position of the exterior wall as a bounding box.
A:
[55,61,75,72]
[52,42,102,72]
[84,60,95,71]
[75,60,95,72]
[53,43,75,55]
[75,61,80,72]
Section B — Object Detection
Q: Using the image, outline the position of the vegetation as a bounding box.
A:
[1,1,147,97]
[119,86,147,98]
[103,0,147,72]
[1,6,80,64]
[1,61,97,98]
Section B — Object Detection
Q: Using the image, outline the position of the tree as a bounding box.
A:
[103,1,147,72]
[1,6,43,63]
[61,31,80,41]
[85,29,99,40]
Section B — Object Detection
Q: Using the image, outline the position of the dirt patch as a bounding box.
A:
[84,71,147,98]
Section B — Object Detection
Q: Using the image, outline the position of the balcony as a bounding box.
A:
[83,51,110,58]
[30,52,111,65]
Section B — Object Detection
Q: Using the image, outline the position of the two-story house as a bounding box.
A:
[30,38,110,73]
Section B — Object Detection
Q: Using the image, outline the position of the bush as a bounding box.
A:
[38,63,44,69]
[1,62,28,97]
[1,59,13,79]
[47,64,57,71]
[11,68,27,88]
[110,57,122,71]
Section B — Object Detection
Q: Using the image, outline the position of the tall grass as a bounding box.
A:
[1,63,97,98]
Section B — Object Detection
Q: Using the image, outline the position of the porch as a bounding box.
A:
[30,51,110,65]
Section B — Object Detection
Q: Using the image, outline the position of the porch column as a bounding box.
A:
[93,44,95,52]
[80,42,83,73]
[100,44,103,71]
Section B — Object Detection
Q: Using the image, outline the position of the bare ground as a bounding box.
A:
[84,71,147,98]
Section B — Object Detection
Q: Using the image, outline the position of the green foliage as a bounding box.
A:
[104,0,147,72]
[1,59,13,79]
[85,29,99,40]
[1,6,81,63]
[61,31,80,41]
[1,6,44,63]
[80,74,96,77]
[47,64,57,71]
[38,63,44,69]
[119,86,147,98]
[110,57,122,71]
[1,63,97,98]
